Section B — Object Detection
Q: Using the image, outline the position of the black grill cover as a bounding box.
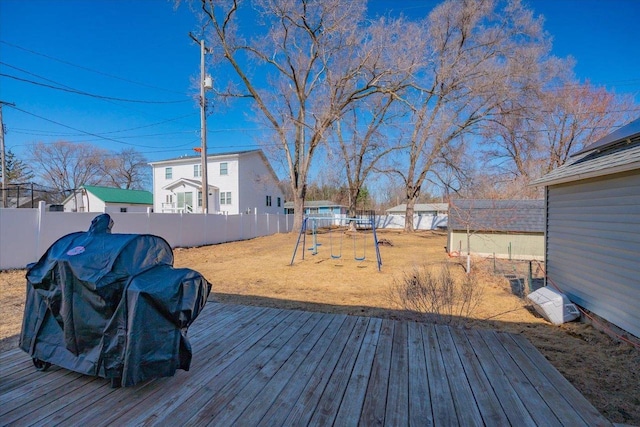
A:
[19,214,211,386]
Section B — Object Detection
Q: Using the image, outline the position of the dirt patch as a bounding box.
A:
[2,230,638,424]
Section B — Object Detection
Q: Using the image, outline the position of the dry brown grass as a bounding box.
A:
[1,230,638,424]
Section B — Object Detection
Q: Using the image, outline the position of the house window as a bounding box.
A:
[220,162,228,175]
[277,197,281,207]
[220,191,232,205]
[194,164,201,178]
[266,195,272,207]
[120,207,128,213]
[197,191,202,207]
[166,194,173,204]
[165,167,172,179]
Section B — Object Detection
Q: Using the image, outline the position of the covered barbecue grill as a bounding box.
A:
[19,214,211,387]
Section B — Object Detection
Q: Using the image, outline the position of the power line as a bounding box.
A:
[0,72,191,104]
[10,129,197,140]
[8,113,197,137]
[1,61,78,90]
[7,105,172,149]
[0,40,187,96]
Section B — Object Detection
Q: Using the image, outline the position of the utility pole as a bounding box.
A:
[199,39,209,214]
[190,33,212,214]
[0,101,14,208]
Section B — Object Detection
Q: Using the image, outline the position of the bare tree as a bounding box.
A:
[101,148,150,190]
[541,82,638,173]
[326,16,424,225]
[483,64,638,186]
[193,0,413,231]
[330,93,399,224]
[384,0,549,232]
[29,141,107,199]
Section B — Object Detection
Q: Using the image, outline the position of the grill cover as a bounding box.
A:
[19,214,211,386]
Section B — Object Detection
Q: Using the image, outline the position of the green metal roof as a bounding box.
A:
[83,185,153,205]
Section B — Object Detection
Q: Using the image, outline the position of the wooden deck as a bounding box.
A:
[1,303,610,426]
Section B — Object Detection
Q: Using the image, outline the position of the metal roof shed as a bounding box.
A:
[532,117,640,338]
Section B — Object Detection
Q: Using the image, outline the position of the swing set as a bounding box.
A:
[290,216,383,271]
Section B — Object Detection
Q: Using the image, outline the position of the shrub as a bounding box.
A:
[389,263,483,326]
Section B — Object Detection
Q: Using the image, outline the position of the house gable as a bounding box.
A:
[163,178,219,192]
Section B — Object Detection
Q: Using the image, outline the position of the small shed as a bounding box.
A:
[385,203,448,215]
[384,203,448,230]
[448,199,544,260]
[532,117,640,338]
[63,185,153,213]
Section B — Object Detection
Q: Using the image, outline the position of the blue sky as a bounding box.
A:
[1,0,639,179]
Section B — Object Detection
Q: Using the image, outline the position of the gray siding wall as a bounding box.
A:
[546,170,640,338]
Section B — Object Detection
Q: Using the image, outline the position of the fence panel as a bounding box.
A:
[110,212,151,235]
[0,208,38,269]
[148,213,184,248]
[38,211,96,259]
[0,204,294,270]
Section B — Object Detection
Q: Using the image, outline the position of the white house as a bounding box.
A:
[149,149,284,215]
[62,185,153,213]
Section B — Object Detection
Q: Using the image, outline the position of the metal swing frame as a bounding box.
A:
[290,216,382,271]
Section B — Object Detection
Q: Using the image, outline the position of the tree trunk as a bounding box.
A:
[404,197,416,232]
[348,188,359,231]
[292,193,305,233]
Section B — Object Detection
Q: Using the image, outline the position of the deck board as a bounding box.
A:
[436,325,484,426]
[448,328,510,426]
[480,330,563,426]
[360,318,393,426]
[423,324,458,425]
[281,315,365,426]
[406,321,432,426]
[384,320,409,427]
[0,303,611,426]
[464,328,538,426]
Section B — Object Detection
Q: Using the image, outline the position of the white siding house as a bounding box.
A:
[149,150,284,215]
[533,117,640,338]
[62,185,153,213]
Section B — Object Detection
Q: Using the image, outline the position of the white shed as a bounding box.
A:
[62,185,153,213]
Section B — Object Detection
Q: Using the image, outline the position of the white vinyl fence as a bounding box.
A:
[297,214,447,230]
[375,214,448,230]
[0,202,293,270]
